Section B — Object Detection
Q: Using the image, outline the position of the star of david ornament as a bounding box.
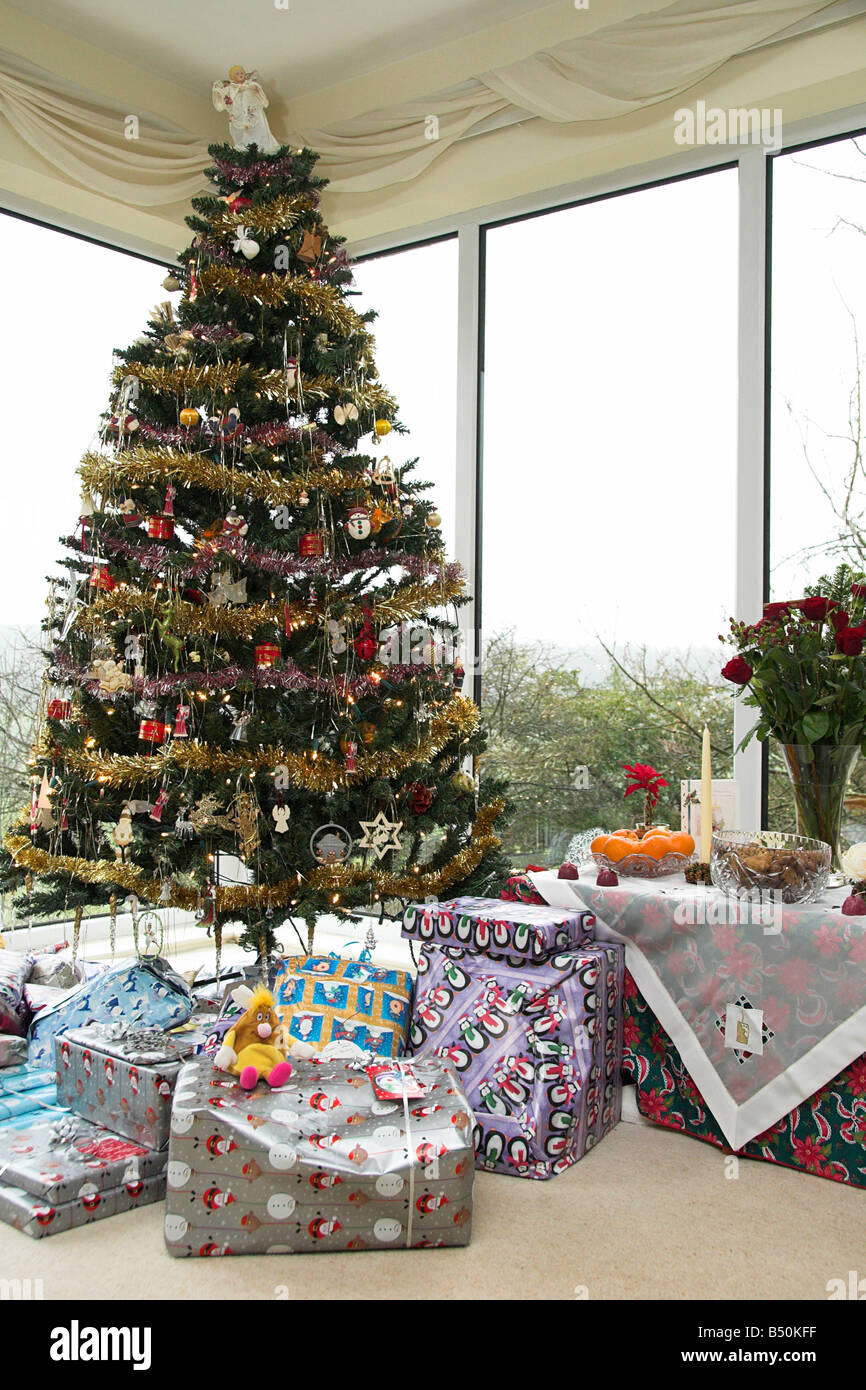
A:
[357,809,404,861]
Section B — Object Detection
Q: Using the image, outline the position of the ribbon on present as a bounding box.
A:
[82,1020,179,1063]
[48,1114,82,1146]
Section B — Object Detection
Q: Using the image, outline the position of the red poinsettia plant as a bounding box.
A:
[722,565,866,749]
[623,762,669,825]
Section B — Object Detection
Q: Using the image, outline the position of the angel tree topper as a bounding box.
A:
[212,67,280,154]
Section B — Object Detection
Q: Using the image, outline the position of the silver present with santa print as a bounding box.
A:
[163,1055,474,1257]
[55,1022,200,1151]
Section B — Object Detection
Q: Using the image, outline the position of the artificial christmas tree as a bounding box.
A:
[0,103,508,961]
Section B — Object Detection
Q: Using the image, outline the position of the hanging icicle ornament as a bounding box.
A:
[72,905,83,970]
[109,893,117,960]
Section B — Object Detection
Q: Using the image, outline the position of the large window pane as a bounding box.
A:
[768,132,866,837]
[352,238,458,559]
[0,216,162,630]
[0,215,162,836]
[480,172,739,861]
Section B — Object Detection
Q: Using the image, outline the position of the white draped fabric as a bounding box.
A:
[0,0,861,204]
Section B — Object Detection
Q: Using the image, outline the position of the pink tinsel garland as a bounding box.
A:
[93,531,463,587]
[51,656,448,701]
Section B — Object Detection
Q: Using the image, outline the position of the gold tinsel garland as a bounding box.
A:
[4,798,504,912]
[111,362,395,414]
[80,449,369,507]
[73,574,465,640]
[208,192,319,236]
[196,263,367,335]
[42,693,480,790]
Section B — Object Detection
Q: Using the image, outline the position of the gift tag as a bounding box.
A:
[365,1062,427,1101]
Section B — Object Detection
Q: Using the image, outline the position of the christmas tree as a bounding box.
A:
[0,123,509,961]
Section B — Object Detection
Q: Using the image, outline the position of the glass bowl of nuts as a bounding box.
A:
[710,829,831,904]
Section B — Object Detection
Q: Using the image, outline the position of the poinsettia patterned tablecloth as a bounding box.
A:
[529,870,866,1150]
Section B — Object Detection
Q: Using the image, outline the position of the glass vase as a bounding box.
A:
[779,742,861,871]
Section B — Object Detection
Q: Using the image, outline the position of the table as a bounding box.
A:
[529,871,866,1161]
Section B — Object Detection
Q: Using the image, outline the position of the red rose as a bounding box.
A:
[799,596,835,621]
[721,656,753,685]
[831,608,850,632]
[762,602,791,620]
[835,625,866,656]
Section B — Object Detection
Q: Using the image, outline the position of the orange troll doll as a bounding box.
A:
[213,984,294,1091]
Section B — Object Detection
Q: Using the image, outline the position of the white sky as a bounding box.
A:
[1,134,863,651]
[0,217,161,629]
[769,137,866,598]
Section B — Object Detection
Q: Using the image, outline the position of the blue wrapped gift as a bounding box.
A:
[28,957,192,1067]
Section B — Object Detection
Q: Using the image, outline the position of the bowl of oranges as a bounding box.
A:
[590,826,696,878]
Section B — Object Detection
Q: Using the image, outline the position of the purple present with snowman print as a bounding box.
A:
[402,897,595,964]
[406,940,624,1179]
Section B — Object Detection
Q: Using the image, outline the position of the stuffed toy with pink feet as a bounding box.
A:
[213,984,297,1090]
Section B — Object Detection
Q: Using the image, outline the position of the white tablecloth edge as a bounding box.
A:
[529,869,866,1151]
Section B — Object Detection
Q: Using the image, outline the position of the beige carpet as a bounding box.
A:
[2,1120,863,1300]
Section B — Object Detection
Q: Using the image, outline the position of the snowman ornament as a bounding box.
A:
[345,507,372,541]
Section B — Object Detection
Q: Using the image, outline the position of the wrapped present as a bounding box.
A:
[0,1061,58,1129]
[272,956,412,1059]
[0,1063,57,1097]
[0,951,32,1036]
[403,896,595,964]
[0,1035,29,1069]
[164,1055,474,1256]
[0,1113,166,1207]
[0,1170,165,1239]
[28,956,192,1067]
[55,1022,201,1150]
[169,1015,231,1057]
[499,872,546,906]
[407,940,624,1179]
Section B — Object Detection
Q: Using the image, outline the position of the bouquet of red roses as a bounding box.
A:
[721,565,866,750]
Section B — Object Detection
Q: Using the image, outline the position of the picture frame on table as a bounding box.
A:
[681,779,740,845]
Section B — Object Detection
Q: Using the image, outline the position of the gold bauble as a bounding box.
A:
[179,408,200,428]
[374,419,391,438]
[452,771,475,794]
[426,512,442,528]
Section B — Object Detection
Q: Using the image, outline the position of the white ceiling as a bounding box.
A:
[11,0,559,102]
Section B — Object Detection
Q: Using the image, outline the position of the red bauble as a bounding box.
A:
[354,631,377,662]
[406,782,435,815]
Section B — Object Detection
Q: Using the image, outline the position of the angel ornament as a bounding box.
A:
[212,67,281,154]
